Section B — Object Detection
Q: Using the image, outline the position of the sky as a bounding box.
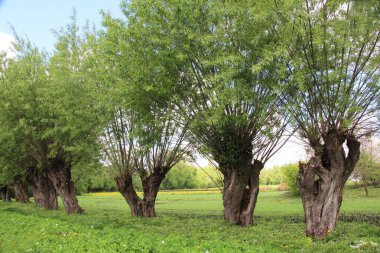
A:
[0,0,124,53]
[0,0,307,168]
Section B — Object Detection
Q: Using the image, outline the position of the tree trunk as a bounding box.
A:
[46,159,84,214]
[141,172,165,218]
[115,174,144,217]
[0,186,11,202]
[116,171,166,218]
[298,133,360,239]
[222,160,263,226]
[27,168,58,210]
[13,181,30,203]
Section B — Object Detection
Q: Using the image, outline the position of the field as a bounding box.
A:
[0,187,379,253]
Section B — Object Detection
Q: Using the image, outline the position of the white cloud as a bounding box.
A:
[0,32,16,58]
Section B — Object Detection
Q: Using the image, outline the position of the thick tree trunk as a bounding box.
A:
[27,168,58,210]
[141,172,165,218]
[222,160,263,226]
[46,159,84,214]
[298,157,344,239]
[298,133,360,239]
[116,174,143,217]
[116,171,166,218]
[0,186,11,202]
[13,181,30,203]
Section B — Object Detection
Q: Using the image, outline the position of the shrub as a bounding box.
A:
[281,163,299,195]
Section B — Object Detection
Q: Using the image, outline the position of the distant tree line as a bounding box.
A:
[0,0,379,240]
[73,163,222,193]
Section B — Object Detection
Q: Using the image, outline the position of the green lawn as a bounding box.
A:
[0,187,379,253]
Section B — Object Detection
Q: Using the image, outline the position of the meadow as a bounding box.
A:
[0,186,379,253]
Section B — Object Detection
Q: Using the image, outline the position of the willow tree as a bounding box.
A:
[0,55,30,203]
[0,19,100,213]
[124,0,290,226]
[100,108,189,217]
[87,16,191,217]
[279,0,380,239]
[39,16,102,214]
[0,42,59,210]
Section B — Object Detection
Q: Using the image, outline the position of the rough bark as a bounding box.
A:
[13,181,30,203]
[116,174,144,217]
[116,170,167,218]
[27,168,58,210]
[46,158,84,214]
[0,185,11,202]
[298,132,360,239]
[222,159,264,227]
[141,172,165,217]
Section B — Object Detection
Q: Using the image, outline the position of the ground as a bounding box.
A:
[0,186,379,252]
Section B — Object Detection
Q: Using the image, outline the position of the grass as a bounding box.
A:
[0,186,379,253]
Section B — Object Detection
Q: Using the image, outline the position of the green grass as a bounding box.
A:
[0,186,379,253]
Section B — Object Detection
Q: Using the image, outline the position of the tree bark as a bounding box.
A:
[27,168,58,210]
[298,132,360,239]
[141,172,165,217]
[46,158,84,214]
[116,174,143,217]
[222,159,263,226]
[0,185,11,202]
[13,181,30,203]
[116,171,166,218]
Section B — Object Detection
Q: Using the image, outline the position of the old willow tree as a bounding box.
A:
[0,55,30,204]
[87,16,191,217]
[0,20,99,213]
[124,0,290,226]
[44,18,100,214]
[0,43,59,210]
[279,0,380,239]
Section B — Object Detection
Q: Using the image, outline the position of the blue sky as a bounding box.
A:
[0,0,124,52]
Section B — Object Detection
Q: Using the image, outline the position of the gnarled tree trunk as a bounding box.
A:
[116,174,144,217]
[298,132,360,239]
[46,158,84,214]
[115,170,167,218]
[0,185,11,202]
[222,159,263,226]
[13,181,30,203]
[141,172,165,217]
[116,170,167,218]
[27,168,58,210]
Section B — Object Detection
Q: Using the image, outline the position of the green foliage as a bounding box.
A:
[353,152,380,188]
[196,165,223,189]
[72,164,116,194]
[78,162,222,191]
[161,163,222,190]
[277,0,380,141]
[281,163,300,195]
[0,16,101,188]
[0,187,379,252]
[161,163,199,190]
[260,167,283,185]
[123,0,288,168]
[90,13,191,186]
